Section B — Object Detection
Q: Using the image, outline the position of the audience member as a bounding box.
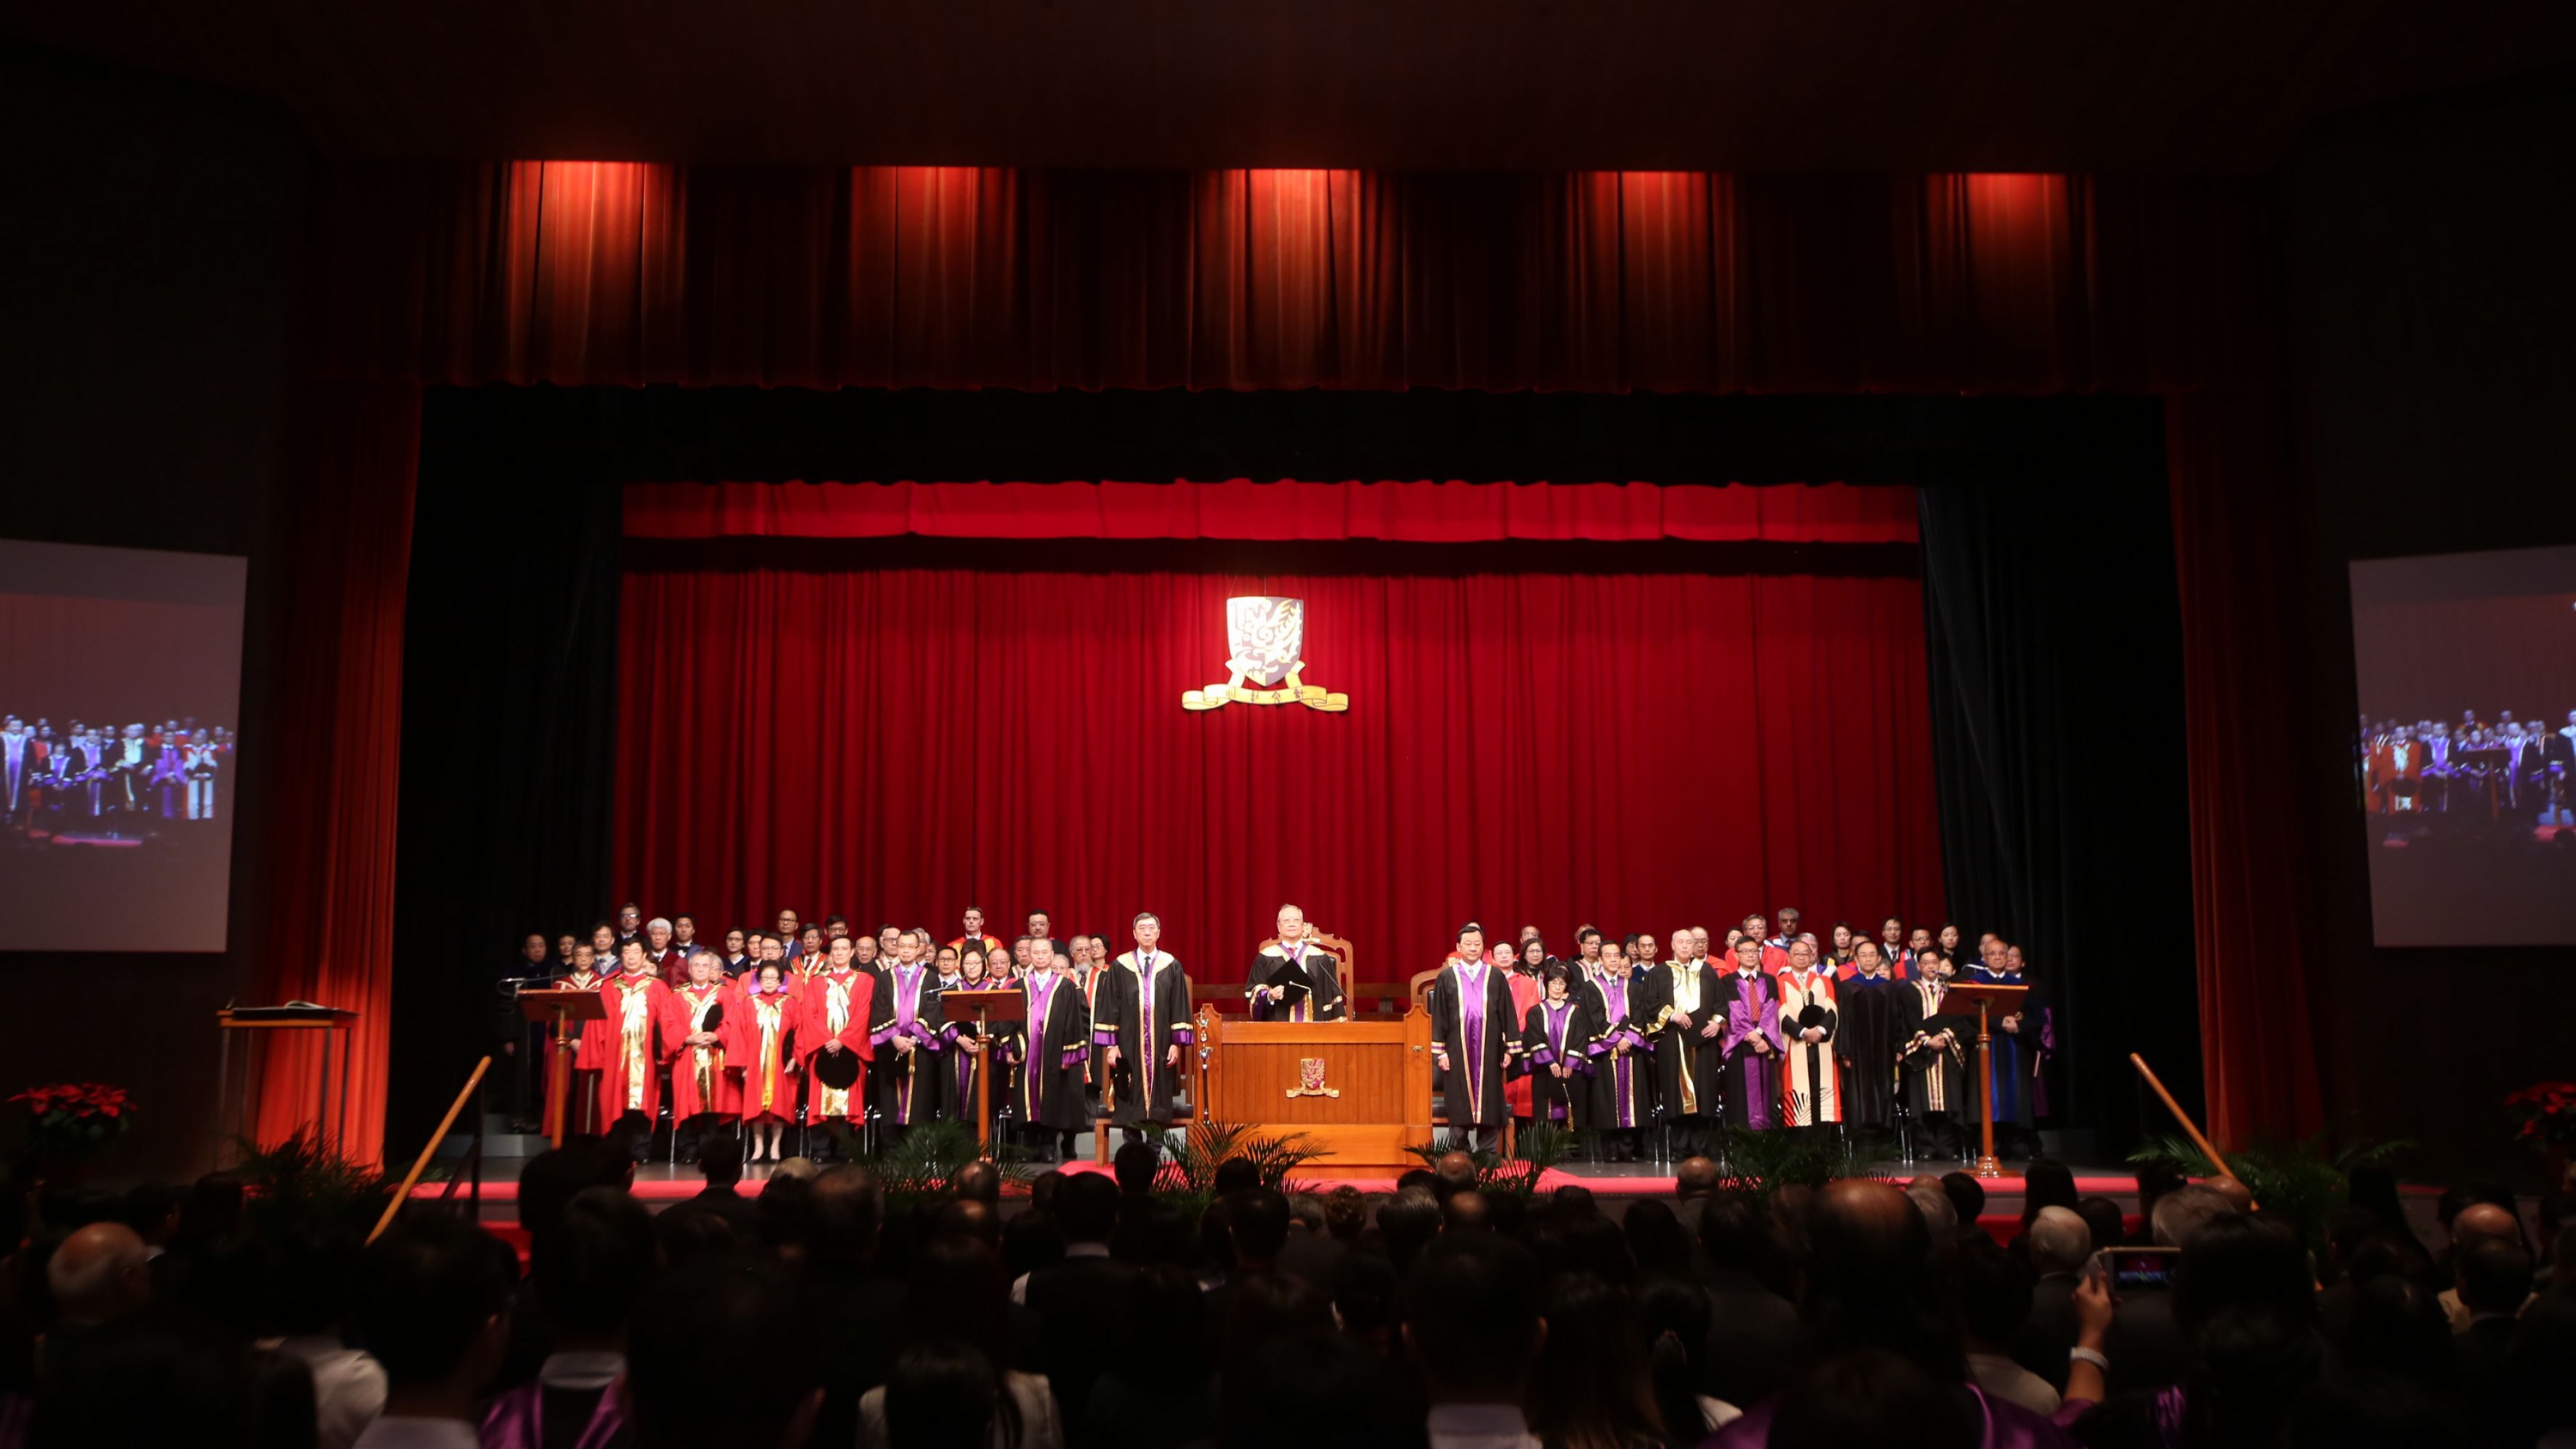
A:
[352,1216,515,1448]
[485,1185,654,1449]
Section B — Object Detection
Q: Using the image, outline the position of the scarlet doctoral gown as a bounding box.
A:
[1100,951,1194,1128]
[797,968,878,1123]
[596,972,671,1126]
[868,964,947,1125]
[1017,970,1093,1131]
[660,981,739,1119]
[1429,957,1519,1130]
[1501,968,1545,1120]
[730,985,799,1124]
[1774,967,1842,1126]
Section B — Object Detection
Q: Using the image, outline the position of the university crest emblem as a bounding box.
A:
[1285,1056,1342,1099]
[1183,595,1349,711]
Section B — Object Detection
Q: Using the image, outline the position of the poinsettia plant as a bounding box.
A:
[10,1081,135,1163]
[2506,1081,2576,1150]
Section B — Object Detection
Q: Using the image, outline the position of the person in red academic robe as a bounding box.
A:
[1501,936,1549,1136]
[596,941,671,1155]
[730,959,800,1162]
[558,945,606,1134]
[797,935,877,1154]
[660,950,739,1153]
[947,907,1005,962]
[2371,727,2425,813]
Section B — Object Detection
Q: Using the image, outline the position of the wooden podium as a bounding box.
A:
[1939,980,2029,1179]
[943,987,1025,1155]
[520,988,607,1148]
[1192,1002,1433,1171]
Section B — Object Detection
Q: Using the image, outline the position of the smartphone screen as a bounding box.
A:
[2101,1247,2180,1291]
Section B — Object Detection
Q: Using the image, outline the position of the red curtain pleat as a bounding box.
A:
[279,160,2308,1160]
[249,379,420,1160]
[611,563,1948,983]
[2166,390,2325,1147]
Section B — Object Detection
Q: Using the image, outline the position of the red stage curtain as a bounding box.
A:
[623,478,1920,545]
[285,159,2308,1156]
[612,557,1946,982]
[247,378,421,1160]
[2166,390,2326,1146]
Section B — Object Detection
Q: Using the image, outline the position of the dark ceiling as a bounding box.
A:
[8,0,2573,173]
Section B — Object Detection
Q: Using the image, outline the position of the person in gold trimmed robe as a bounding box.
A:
[659,951,739,1163]
[596,941,671,1157]
[730,960,798,1163]
[797,935,878,1157]
[1775,937,1842,1131]
[1650,928,1726,1156]
[1897,947,1970,1160]
[1245,904,1346,1021]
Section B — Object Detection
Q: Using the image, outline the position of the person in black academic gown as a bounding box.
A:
[1519,964,1594,1131]
[1896,947,1972,1161]
[1835,938,1902,1136]
[1245,904,1345,1021]
[1647,928,1727,1157]
[1101,913,1194,1142]
[1428,924,1518,1154]
[1015,939,1093,1163]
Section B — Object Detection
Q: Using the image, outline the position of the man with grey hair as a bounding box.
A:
[2148,1183,2237,1247]
[2103,1182,2240,1393]
[2016,1205,2094,1389]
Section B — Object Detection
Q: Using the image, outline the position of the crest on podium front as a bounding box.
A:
[1184,595,1349,711]
[1285,1056,1342,1099]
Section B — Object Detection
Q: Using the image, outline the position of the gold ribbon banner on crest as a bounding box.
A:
[1183,664,1349,712]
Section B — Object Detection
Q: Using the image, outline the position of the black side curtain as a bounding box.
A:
[388,393,624,1148]
[1917,411,2201,1154]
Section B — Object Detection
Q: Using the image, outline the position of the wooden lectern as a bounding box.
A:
[519,988,608,1148]
[1938,980,2030,1178]
[1193,1002,1433,1171]
[942,988,1025,1156]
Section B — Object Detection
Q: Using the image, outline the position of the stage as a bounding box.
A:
[412,1142,2447,1235]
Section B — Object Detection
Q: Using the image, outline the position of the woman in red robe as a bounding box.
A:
[731,959,800,1162]
[1502,935,1549,1141]
[558,944,606,1134]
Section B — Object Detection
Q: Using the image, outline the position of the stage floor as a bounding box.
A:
[419,1143,2179,1224]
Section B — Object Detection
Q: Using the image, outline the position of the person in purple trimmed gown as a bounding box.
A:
[1014,938,1092,1164]
[868,928,946,1144]
[1519,962,1594,1131]
[1714,934,1785,1131]
[1429,923,1518,1154]
[1580,937,1653,1161]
